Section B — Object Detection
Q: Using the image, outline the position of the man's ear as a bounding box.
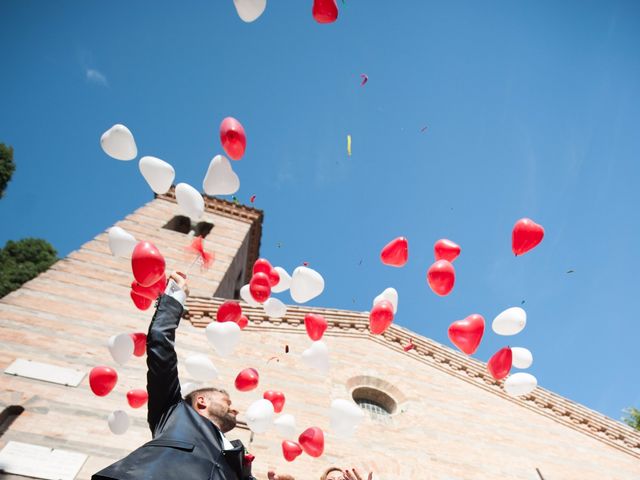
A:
[195,394,207,409]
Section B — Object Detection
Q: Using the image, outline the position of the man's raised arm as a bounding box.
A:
[146,272,189,434]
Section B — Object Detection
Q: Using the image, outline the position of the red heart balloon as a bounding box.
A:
[129,332,147,357]
[131,241,166,287]
[126,389,148,408]
[217,300,242,323]
[249,272,271,303]
[130,290,152,311]
[237,315,249,330]
[263,390,286,413]
[220,117,247,161]
[512,218,545,256]
[380,237,409,267]
[448,314,484,355]
[427,260,455,296]
[487,347,512,380]
[304,313,328,341]
[253,258,280,287]
[298,427,324,458]
[131,274,166,301]
[282,440,303,462]
[312,0,338,24]
[89,366,118,397]
[235,368,259,392]
[434,239,461,263]
[369,300,394,335]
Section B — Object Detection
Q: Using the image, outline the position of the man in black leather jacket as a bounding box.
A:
[92,272,259,480]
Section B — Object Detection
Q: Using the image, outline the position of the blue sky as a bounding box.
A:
[1,1,639,422]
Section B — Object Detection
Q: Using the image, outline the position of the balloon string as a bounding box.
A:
[184,255,200,276]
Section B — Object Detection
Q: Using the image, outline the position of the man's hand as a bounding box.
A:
[344,468,373,480]
[168,271,189,298]
[267,471,295,480]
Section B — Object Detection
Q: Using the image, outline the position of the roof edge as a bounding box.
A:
[185,296,640,460]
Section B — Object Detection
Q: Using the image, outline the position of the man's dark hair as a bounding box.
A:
[184,387,229,406]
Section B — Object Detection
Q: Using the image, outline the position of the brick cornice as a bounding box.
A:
[156,189,263,285]
[185,296,640,460]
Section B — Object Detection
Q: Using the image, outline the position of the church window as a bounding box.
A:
[162,215,214,238]
[352,386,396,422]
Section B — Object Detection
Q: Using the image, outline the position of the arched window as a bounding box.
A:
[352,387,397,423]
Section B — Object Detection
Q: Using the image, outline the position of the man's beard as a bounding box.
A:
[209,404,237,433]
[217,412,237,433]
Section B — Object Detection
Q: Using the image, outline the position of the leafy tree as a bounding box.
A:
[0,238,58,298]
[623,407,640,431]
[0,143,15,198]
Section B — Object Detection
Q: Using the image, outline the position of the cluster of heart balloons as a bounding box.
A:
[447,306,536,396]
[241,258,325,310]
[427,239,461,297]
[232,0,339,24]
[101,119,247,221]
[89,332,149,434]
[369,287,398,335]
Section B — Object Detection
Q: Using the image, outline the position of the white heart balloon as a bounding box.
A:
[181,382,203,397]
[185,354,219,381]
[504,373,537,396]
[139,156,175,194]
[245,398,275,433]
[100,124,137,161]
[203,155,240,196]
[206,321,241,357]
[107,226,137,257]
[107,333,134,366]
[263,297,287,318]
[108,410,130,435]
[290,266,325,304]
[240,284,261,307]
[511,347,533,369]
[301,340,329,375]
[175,183,205,220]
[373,287,398,314]
[233,0,267,22]
[330,399,364,438]
[492,307,527,336]
[271,266,291,293]
[274,413,297,438]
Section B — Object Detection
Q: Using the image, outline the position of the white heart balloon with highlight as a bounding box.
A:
[271,267,291,293]
[504,373,537,396]
[100,124,137,161]
[263,297,287,318]
[290,266,325,303]
[492,307,527,336]
[139,156,175,194]
[511,347,533,369]
[301,340,329,375]
[245,398,275,434]
[233,0,267,22]
[108,226,137,257]
[206,321,241,357]
[107,333,134,366]
[175,183,204,220]
[373,287,398,314]
[108,410,130,435]
[203,155,240,196]
[274,413,297,438]
[185,354,219,381]
[240,284,261,307]
[330,399,365,438]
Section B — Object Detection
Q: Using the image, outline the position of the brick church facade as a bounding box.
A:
[1,191,639,479]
